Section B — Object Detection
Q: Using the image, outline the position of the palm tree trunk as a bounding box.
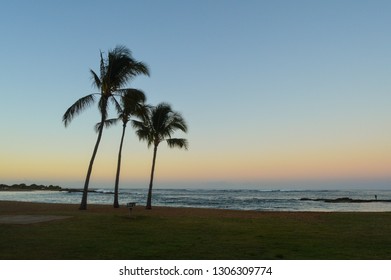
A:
[113,123,126,208]
[146,144,158,209]
[79,116,104,210]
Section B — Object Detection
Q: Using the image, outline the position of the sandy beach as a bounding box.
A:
[0,200,323,222]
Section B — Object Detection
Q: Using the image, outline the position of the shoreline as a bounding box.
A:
[1,201,390,219]
[0,200,328,217]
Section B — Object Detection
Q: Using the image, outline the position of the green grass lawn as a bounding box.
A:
[1,204,391,259]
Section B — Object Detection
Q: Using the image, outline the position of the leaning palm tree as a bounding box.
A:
[132,103,188,209]
[63,45,149,210]
[97,89,148,208]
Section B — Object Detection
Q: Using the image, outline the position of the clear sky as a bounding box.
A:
[0,0,390,189]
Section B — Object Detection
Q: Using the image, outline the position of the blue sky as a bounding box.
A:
[0,0,390,189]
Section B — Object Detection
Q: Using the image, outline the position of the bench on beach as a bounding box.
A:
[126,202,136,217]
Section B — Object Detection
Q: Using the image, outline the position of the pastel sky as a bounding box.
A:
[0,0,390,189]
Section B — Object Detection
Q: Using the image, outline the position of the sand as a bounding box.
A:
[0,200,323,223]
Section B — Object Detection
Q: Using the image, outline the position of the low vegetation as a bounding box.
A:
[0,184,62,191]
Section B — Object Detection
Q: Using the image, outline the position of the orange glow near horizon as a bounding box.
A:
[1,139,390,187]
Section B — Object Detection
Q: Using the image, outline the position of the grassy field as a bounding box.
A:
[0,201,391,259]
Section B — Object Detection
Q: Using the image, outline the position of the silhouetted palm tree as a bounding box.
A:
[97,89,148,208]
[132,103,188,209]
[63,45,149,210]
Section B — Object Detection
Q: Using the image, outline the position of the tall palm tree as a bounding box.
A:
[132,103,188,209]
[97,89,148,208]
[62,45,150,210]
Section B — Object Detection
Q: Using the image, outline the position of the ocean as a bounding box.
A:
[1,188,391,212]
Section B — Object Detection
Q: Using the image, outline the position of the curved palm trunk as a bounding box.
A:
[146,144,158,209]
[113,123,127,208]
[79,117,104,210]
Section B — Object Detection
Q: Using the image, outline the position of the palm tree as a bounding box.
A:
[62,45,150,210]
[132,103,188,209]
[97,89,148,208]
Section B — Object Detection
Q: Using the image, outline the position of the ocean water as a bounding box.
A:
[1,188,391,212]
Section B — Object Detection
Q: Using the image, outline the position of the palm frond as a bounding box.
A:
[130,61,150,77]
[170,113,188,133]
[99,50,106,79]
[105,46,150,91]
[63,94,96,127]
[90,69,101,89]
[117,88,146,102]
[166,138,189,150]
[110,45,132,58]
[95,118,120,132]
[132,120,154,148]
[110,95,123,115]
[132,103,150,122]
[140,104,153,120]
[131,119,144,130]
[151,103,172,135]
[120,89,147,117]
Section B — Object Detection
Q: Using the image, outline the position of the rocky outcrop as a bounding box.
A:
[300,197,391,203]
